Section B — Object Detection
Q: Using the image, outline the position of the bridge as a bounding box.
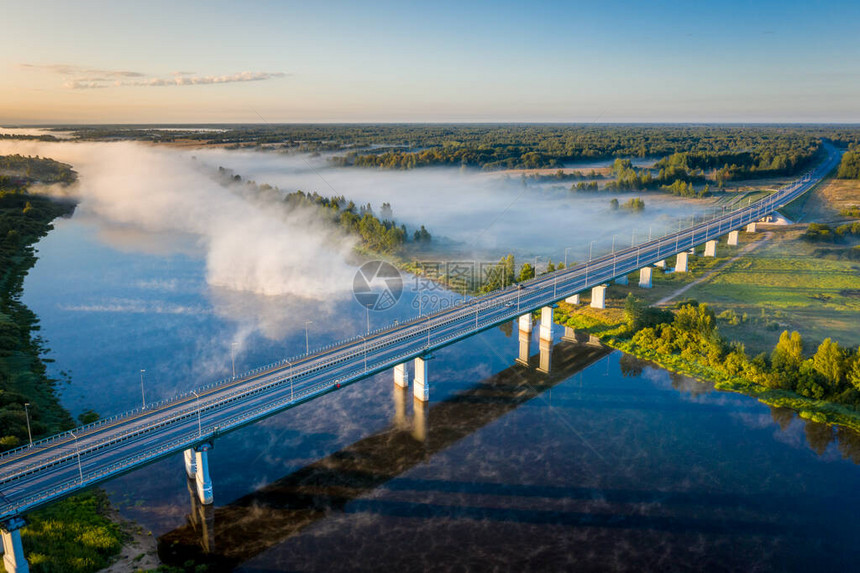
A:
[0,145,841,572]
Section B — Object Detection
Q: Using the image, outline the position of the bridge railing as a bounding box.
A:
[0,152,837,500]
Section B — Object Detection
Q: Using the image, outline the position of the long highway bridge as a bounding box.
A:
[0,145,841,572]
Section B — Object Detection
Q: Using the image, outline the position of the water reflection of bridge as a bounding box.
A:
[158,339,610,570]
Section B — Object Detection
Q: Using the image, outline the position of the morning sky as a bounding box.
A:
[2,0,858,124]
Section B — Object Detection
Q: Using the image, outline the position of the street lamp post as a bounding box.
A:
[23,402,32,447]
[139,369,146,409]
[191,390,202,437]
[564,247,573,268]
[588,240,595,261]
[304,321,313,354]
[70,430,83,482]
[359,335,367,371]
[285,359,293,402]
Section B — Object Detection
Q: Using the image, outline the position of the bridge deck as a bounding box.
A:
[0,145,840,522]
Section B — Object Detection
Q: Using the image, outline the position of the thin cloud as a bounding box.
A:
[22,63,287,89]
[21,63,145,78]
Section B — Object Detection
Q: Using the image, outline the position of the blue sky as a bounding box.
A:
[2,0,859,123]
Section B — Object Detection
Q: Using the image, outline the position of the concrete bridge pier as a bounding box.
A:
[675,252,689,273]
[590,285,607,309]
[1,518,29,573]
[185,443,214,505]
[655,259,666,269]
[186,477,215,553]
[183,448,197,479]
[413,356,430,402]
[516,314,533,366]
[393,363,408,389]
[746,222,757,233]
[538,306,554,373]
[704,240,717,257]
[727,230,739,246]
[539,307,554,343]
[565,294,580,305]
[639,267,653,288]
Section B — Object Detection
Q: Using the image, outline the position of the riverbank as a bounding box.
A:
[559,302,860,431]
[0,170,127,572]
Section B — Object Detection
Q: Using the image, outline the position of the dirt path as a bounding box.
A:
[655,231,774,307]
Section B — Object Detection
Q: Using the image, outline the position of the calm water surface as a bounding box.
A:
[20,168,860,572]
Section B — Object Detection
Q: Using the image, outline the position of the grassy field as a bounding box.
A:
[786,177,860,223]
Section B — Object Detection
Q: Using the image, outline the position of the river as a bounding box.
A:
[20,146,860,571]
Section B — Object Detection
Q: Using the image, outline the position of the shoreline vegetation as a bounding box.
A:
[555,298,860,431]
[0,156,126,573]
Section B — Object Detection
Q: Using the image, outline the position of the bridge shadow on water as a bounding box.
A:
[157,340,611,570]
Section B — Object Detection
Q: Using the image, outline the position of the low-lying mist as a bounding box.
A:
[0,139,356,300]
[188,147,707,264]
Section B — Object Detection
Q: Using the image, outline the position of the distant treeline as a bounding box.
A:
[837,145,860,180]
[335,126,824,176]
[69,124,860,175]
[217,167,431,254]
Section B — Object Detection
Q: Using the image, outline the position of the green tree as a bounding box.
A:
[772,330,804,372]
[813,338,846,387]
[519,263,534,282]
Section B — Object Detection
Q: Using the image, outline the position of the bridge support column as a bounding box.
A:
[183,448,197,479]
[590,285,607,309]
[654,259,666,269]
[727,230,739,246]
[393,363,408,389]
[516,313,532,366]
[639,267,652,288]
[565,294,580,305]
[539,307,553,343]
[562,326,578,343]
[413,357,430,402]
[746,222,757,233]
[2,518,29,573]
[704,240,717,257]
[675,252,689,273]
[615,275,628,285]
[194,443,214,505]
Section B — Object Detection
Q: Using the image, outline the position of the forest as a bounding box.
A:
[61,124,860,176]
